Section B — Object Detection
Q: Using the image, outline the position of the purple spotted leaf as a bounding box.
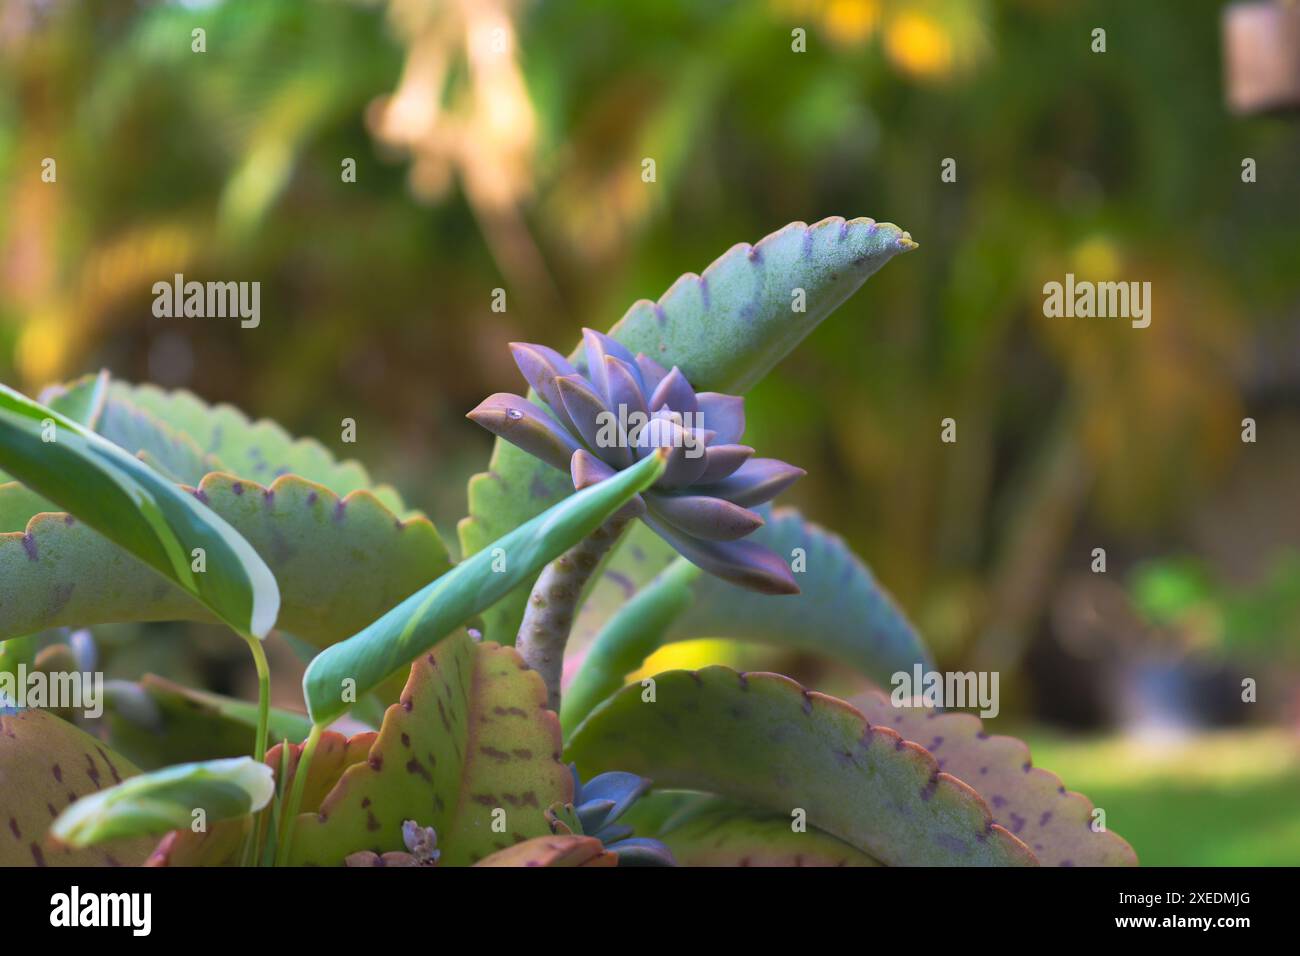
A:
[284,630,573,866]
[856,692,1138,866]
[0,709,154,867]
[0,472,452,646]
[565,666,1036,866]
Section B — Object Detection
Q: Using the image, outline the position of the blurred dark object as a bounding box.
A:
[1224,1,1300,114]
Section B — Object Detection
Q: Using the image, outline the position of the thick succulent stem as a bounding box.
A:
[516,510,635,712]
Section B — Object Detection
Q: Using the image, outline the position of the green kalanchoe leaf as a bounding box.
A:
[0,371,110,487]
[40,369,112,431]
[304,449,667,725]
[566,666,1036,866]
[460,216,917,643]
[0,382,279,639]
[106,382,407,513]
[563,509,932,730]
[627,792,882,867]
[0,709,155,866]
[287,632,573,866]
[51,756,274,848]
[856,692,1138,866]
[0,472,451,645]
[104,675,313,769]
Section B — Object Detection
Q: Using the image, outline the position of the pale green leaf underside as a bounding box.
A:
[51,755,273,848]
[0,383,279,639]
[0,471,451,646]
[460,216,916,643]
[566,666,1036,866]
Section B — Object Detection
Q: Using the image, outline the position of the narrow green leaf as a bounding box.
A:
[50,756,273,848]
[566,666,1036,866]
[460,216,917,643]
[304,449,667,724]
[560,556,700,733]
[0,383,279,639]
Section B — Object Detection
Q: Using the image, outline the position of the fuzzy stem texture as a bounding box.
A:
[516,511,635,711]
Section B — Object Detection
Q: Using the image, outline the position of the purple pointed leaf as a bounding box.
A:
[571,449,616,489]
[556,375,631,468]
[634,418,709,488]
[646,493,765,542]
[648,366,699,417]
[467,393,579,473]
[584,328,644,401]
[696,392,745,445]
[634,353,669,395]
[603,355,649,426]
[697,444,753,484]
[699,458,805,507]
[642,515,798,595]
[510,343,579,430]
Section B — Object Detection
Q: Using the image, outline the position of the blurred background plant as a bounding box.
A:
[1,0,1297,863]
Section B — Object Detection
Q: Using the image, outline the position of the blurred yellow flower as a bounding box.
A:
[17,312,69,386]
[885,11,953,79]
[1071,236,1122,279]
[626,639,741,685]
[824,0,882,46]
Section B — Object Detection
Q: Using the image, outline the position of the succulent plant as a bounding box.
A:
[469,329,804,596]
[0,217,1137,869]
[566,766,675,866]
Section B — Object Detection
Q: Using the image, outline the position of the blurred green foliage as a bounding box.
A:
[1,0,1297,681]
[2,0,1299,868]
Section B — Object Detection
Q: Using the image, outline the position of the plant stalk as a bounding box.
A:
[275,722,323,866]
[241,633,272,763]
[515,507,637,711]
[237,632,273,866]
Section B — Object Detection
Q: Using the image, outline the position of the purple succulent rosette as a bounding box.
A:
[468,329,804,594]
